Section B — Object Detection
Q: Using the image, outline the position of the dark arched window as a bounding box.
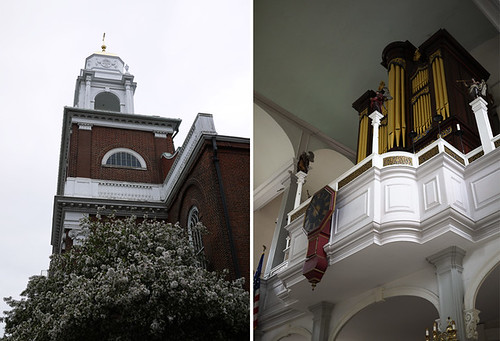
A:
[94,92,120,112]
[102,148,146,169]
[188,206,207,268]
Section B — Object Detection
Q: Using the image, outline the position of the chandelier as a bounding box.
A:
[425,317,458,341]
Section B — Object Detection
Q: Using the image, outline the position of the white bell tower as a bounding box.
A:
[73,34,136,113]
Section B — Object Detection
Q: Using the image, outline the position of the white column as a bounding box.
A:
[264,172,297,276]
[84,75,92,109]
[369,111,384,155]
[427,246,467,341]
[125,81,134,114]
[294,171,307,209]
[470,97,495,154]
[309,301,334,341]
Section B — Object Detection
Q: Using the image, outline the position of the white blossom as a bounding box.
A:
[1,215,249,340]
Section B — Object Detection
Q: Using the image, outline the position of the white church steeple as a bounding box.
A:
[73,34,136,113]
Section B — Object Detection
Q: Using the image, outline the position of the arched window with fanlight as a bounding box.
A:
[101,148,147,169]
[187,206,207,268]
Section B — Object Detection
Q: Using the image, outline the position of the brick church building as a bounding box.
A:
[50,44,249,287]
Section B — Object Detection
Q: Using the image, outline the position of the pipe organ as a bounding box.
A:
[352,29,497,163]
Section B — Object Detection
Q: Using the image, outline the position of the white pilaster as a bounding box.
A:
[470,97,495,154]
[309,301,334,341]
[125,80,134,113]
[294,171,307,209]
[84,75,91,108]
[427,246,467,341]
[369,110,384,155]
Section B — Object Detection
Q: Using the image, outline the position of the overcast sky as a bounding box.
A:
[0,0,251,334]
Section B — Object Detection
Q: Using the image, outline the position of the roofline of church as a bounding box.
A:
[163,133,249,208]
[63,106,182,126]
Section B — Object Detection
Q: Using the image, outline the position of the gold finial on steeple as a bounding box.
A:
[101,33,107,52]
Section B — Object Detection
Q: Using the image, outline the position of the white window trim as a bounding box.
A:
[101,148,147,169]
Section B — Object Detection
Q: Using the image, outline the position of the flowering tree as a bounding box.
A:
[1,215,249,340]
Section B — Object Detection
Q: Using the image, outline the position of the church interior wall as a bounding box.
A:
[470,34,500,104]
[254,194,283,274]
[254,103,295,188]
[462,238,500,308]
[300,148,354,202]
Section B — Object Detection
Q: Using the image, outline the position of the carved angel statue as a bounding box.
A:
[297,151,315,174]
[458,78,487,99]
[370,81,393,113]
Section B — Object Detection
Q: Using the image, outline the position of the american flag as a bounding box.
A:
[253,249,265,329]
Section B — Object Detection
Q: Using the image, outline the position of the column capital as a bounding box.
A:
[470,96,494,154]
[295,171,307,183]
[464,308,480,340]
[369,110,384,125]
[308,301,334,341]
[470,96,488,112]
[427,246,466,274]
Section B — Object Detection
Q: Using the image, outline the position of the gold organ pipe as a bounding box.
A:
[416,99,421,134]
[388,64,396,149]
[401,67,406,147]
[357,119,363,163]
[438,57,449,119]
[425,93,431,130]
[421,96,426,132]
[357,116,363,163]
[357,114,369,163]
[432,60,441,117]
[395,65,401,146]
[422,98,426,133]
[434,59,441,115]
[413,102,418,134]
[419,99,423,134]
[436,58,444,116]
[436,58,445,117]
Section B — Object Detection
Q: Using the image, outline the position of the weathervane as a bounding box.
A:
[101,33,107,52]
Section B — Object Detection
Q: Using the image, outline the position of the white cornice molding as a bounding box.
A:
[71,116,175,134]
[163,113,217,206]
[254,158,295,211]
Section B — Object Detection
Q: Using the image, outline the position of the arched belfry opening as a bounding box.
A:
[94,92,120,112]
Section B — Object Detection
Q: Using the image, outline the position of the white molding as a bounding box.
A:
[163,114,217,206]
[254,158,295,211]
[78,122,93,130]
[64,177,164,202]
[72,116,175,134]
[261,142,500,319]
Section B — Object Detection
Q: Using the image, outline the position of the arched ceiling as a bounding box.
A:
[254,0,499,152]
[336,296,439,341]
[254,103,294,188]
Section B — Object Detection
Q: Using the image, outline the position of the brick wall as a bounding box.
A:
[68,124,175,184]
[167,138,250,289]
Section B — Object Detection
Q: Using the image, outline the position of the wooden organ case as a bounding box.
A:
[353,29,498,163]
